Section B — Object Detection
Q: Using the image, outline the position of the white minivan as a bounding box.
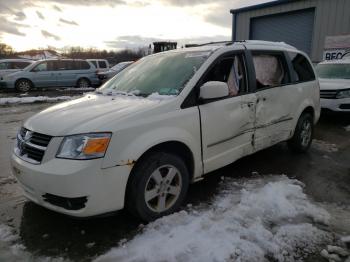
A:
[11,41,320,221]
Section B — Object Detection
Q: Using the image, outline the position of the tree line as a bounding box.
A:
[0,43,148,65]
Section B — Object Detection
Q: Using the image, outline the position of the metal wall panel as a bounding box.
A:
[250,9,315,55]
[233,0,350,62]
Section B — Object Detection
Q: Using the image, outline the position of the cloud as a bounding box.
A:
[36,10,45,19]
[53,5,62,12]
[41,30,61,41]
[59,18,78,26]
[14,11,26,21]
[0,17,28,36]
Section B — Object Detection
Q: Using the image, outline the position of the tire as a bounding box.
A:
[126,152,189,222]
[76,78,90,88]
[288,113,314,153]
[15,79,32,93]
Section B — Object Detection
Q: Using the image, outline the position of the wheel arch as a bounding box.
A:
[15,78,34,89]
[130,140,195,182]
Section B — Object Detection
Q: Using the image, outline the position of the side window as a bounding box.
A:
[201,54,247,97]
[288,52,315,82]
[33,62,48,72]
[0,62,8,69]
[55,61,66,70]
[80,61,91,70]
[89,61,97,68]
[252,53,289,89]
[98,61,107,68]
[11,62,31,69]
[65,61,76,70]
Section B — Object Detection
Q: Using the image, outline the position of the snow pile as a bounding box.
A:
[0,224,66,262]
[95,176,333,262]
[147,92,176,101]
[0,96,75,105]
[312,139,338,153]
[344,126,350,132]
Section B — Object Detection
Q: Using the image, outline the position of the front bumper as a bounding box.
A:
[320,97,350,112]
[11,153,131,217]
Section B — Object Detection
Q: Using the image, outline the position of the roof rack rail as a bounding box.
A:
[185,41,232,48]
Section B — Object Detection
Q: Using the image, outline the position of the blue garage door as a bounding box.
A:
[250,9,315,55]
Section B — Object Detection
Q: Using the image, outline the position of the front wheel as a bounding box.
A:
[15,79,32,92]
[126,152,189,222]
[288,113,314,153]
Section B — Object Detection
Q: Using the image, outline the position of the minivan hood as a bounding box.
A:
[319,78,350,90]
[24,94,174,136]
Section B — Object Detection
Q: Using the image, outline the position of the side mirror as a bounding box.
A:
[199,81,229,100]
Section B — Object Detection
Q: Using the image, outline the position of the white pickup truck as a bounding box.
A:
[11,41,320,221]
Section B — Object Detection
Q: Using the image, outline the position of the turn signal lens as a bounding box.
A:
[83,137,110,155]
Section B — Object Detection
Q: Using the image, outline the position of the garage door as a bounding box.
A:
[250,9,315,55]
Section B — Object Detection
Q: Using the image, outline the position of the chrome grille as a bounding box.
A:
[320,90,338,99]
[15,127,52,164]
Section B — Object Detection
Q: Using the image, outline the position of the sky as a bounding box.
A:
[0,0,273,51]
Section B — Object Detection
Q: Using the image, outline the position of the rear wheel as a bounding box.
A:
[126,152,189,222]
[76,78,90,88]
[288,113,314,153]
[15,79,32,92]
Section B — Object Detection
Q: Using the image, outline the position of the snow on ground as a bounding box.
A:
[58,87,96,92]
[0,96,75,105]
[345,125,350,132]
[0,224,66,262]
[95,175,333,262]
[312,139,339,153]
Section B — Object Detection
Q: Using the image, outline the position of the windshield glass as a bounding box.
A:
[98,51,210,96]
[316,64,350,79]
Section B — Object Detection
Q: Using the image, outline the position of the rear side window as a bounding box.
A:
[287,52,315,82]
[252,53,289,89]
[98,61,107,68]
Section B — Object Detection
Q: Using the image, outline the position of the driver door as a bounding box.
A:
[199,52,256,173]
[31,61,56,87]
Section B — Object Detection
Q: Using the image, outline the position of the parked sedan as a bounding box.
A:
[0,59,34,79]
[97,61,133,82]
[316,58,350,112]
[0,59,100,92]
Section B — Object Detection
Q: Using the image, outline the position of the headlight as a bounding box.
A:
[336,89,350,99]
[56,133,111,160]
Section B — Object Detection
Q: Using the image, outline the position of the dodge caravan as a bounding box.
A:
[11,41,320,221]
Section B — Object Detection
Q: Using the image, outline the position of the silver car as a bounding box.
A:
[0,59,100,92]
[97,61,133,82]
[0,59,34,79]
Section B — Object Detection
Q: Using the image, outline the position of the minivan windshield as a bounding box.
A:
[316,63,350,79]
[98,51,210,96]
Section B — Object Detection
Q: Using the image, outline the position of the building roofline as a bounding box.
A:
[230,0,296,14]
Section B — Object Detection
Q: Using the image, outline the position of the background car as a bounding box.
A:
[316,58,350,112]
[0,59,100,92]
[97,61,133,82]
[86,59,109,72]
[0,59,34,79]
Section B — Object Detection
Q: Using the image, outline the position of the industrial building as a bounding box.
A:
[230,0,350,62]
